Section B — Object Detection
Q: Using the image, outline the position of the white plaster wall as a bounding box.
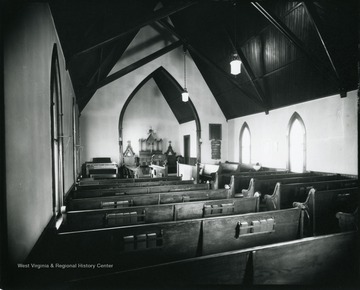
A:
[80,25,227,165]
[122,79,180,155]
[228,91,358,175]
[4,3,76,263]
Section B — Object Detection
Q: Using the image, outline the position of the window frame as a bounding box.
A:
[239,122,251,164]
[287,112,307,172]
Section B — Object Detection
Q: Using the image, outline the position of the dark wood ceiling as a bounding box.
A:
[5,0,358,120]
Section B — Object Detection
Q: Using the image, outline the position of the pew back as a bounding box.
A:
[295,187,358,236]
[73,181,205,199]
[58,208,302,273]
[229,172,317,196]
[77,175,182,188]
[177,162,197,181]
[265,178,358,211]
[68,188,232,210]
[253,231,358,285]
[69,231,357,287]
[65,196,260,231]
[214,169,289,189]
[57,219,202,270]
[243,174,346,197]
[202,207,302,255]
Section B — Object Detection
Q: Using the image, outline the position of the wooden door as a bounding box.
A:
[184,135,190,165]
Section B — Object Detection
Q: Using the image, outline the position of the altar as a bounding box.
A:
[121,128,177,178]
[138,128,163,166]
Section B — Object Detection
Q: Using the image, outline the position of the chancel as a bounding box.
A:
[1,0,358,289]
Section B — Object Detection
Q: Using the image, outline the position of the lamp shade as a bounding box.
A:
[230,55,241,75]
[253,163,261,171]
[182,89,189,102]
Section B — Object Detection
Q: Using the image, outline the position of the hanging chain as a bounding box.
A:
[183,48,187,90]
[233,1,237,52]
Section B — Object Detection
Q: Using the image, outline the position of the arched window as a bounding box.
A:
[239,122,251,164]
[287,112,306,172]
[50,43,64,222]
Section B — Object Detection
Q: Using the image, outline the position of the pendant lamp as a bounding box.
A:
[230,53,241,75]
[230,2,241,75]
[182,47,189,102]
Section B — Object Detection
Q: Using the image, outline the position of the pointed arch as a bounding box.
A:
[239,122,251,164]
[287,112,306,172]
[118,66,201,166]
[50,43,64,221]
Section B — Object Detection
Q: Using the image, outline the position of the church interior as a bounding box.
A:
[1,0,359,289]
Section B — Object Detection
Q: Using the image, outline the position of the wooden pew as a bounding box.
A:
[57,208,302,273]
[241,173,346,197]
[199,163,219,183]
[77,175,182,188]
[57,219,203,270]
[199,161,275,185]
[264,178,358,211]
[293,187,358,236]
[252,231,358,285]
[213,168,288,190]
[177,162,197,181]
[72,181,207,199]
[69,231,357,287]
[68,188,232,210]
[76,178,193,189]
[201,207,302,255]
[64,195,260,231]
[228,172,317,197]
[202,161,268,188]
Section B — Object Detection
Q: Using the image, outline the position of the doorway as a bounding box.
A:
[184,135,190,165]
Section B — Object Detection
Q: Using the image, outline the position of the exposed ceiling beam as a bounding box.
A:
[79,40,183,106]
[157,19,268,110]
[69,0,197,62]
[86,42,124,89]
[303,2,341,84]
[251,2,340,88]
[97,46,104,83]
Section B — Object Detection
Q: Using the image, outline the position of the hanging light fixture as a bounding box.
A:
[230,1,241,75]
[182,46,189,102]
[230,53,241,75]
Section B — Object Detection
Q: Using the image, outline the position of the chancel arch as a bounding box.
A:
[50,43,64,220]
[239,122,251,164]
[287,112,306,173]
[118,66,201,167]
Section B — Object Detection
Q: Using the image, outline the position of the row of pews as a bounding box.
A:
[50,169,357,287]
